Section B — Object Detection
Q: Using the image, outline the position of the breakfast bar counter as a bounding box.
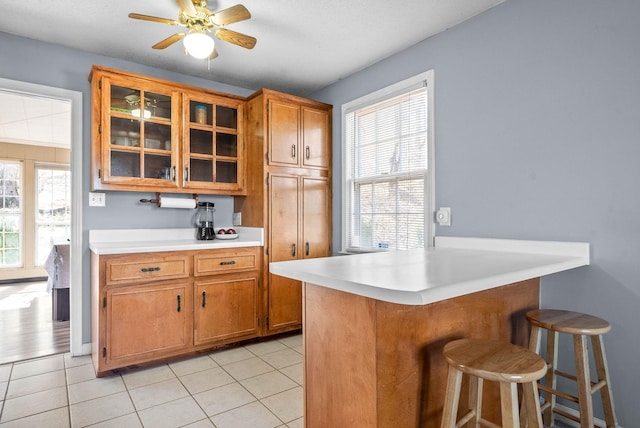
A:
[269,237,589,427]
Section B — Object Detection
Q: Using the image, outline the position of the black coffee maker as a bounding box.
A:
[195,202,216,240]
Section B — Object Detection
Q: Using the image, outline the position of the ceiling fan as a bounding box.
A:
[128,0,256,60]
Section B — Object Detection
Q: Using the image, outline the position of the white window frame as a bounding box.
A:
[341,70,435,253]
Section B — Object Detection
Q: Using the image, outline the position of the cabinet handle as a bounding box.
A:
[172,166,176,181]
[202,291,206,308]
[219,260,236,266]
[185,167,190,182]
[291,144,296,159]
[305,242,310,256]
[305,145,310,160]
[140,267,160,272]
[177,294,181,312]
[292,243,296,257]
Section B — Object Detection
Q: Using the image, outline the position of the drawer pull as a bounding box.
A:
[202,291,206,308]
[219,260,236,266]
[177,294,181,312]
[140,267,161,273]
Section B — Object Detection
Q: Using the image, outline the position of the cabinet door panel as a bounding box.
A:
[302,107,330,169]
[106,282,190,362]
[269,174,300,263]
[303,177,331,259]
[268,100,299,166]
[268,273,302,331]
[194,276,259,345]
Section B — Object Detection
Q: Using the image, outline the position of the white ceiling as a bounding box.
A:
[0,91,71,148]
[0,0,505,96]
[0,0,505,148]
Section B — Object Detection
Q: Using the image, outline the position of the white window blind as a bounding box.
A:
[343,73,433,252]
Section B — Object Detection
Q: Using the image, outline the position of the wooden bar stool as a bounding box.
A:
[526,309,617,427]
[441,338,547,428]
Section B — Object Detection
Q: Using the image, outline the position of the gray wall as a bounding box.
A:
[312,0,639,424]
[0,32,250,345]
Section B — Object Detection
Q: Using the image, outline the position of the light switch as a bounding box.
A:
[89,192,106,207]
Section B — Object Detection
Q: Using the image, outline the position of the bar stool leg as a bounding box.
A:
[542,330,558,427]
[469,376,482,425]
[500,382,520,427]
[523,381,544,428]
[591,335,617,427]
[441,366,463,428]
[574,334,595,427]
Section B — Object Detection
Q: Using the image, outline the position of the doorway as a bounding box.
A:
[0,77,83,361]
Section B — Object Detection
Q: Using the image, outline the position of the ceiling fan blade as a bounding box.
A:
[128,13,180,26]
[176,0,197,17]
[152,33,187,49]
[210,4,251,26]
[215,28,256,49]
[208,48,219,60]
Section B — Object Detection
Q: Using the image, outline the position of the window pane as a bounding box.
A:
[345,82,430,252]
[0,160,22,267]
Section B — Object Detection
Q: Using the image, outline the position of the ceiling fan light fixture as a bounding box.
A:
[183,29,215,59]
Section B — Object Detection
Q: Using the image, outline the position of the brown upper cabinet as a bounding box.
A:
[90,65,245,195]
[268,98,331,170]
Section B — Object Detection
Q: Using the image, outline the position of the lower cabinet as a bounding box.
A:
[106,281,192,365]
[194,274,259,346]
[91,247,261,376]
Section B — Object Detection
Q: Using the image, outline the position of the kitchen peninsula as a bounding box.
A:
[269,237,590,427]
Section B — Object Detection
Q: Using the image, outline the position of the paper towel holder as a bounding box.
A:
[139,193,199,208]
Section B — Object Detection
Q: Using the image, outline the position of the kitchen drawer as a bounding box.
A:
[194,248,259,276]
[105,253,190,286]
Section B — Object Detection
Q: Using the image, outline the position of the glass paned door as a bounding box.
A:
[105,82,176,186]
[184,97,242,191]
[35,165,71,265]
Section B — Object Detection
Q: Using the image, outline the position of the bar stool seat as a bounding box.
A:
[441,338,547,428]
[526,309,617,427]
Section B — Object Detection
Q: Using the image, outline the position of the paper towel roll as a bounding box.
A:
[159,197,197,209]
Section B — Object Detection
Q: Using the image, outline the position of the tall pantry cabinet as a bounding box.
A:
[236,89,332,335]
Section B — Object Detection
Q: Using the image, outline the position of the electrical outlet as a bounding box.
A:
[89,192,106,207]
[233,212,242,226]
[436,207,451,226]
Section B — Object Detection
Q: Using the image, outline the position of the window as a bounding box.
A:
[35,164,71,266]
[0,160,22,267]
[342,71,434,253]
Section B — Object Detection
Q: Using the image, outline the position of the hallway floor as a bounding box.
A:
[0,281,69,365]
[0,333,304,427]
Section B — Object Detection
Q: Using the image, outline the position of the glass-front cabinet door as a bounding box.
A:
[182,92,244,193]
[100,75,180,189]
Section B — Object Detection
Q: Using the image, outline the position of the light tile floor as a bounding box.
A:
[0,333,304,428]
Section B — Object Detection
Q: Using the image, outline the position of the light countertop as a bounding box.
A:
[269,237,590,306]
[89,227,263,255]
